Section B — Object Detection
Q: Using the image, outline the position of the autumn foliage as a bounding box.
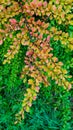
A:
[0,0,73,124]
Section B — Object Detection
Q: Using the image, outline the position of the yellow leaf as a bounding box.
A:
[28,79,34,85]
[26,106,30,112]
[69,20,73,25]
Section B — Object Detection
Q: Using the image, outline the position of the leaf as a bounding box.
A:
[28,79,34,85]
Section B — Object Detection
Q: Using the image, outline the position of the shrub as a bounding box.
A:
[0,0,73,129]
